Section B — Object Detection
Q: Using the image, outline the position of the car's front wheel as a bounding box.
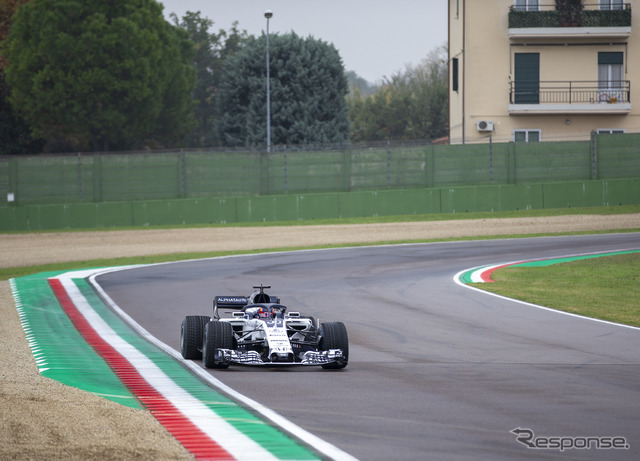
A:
[202,321,234,369]
[181,315,210,359]
[319,321,349,369]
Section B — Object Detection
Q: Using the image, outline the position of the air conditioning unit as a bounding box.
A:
[476,120,494,132]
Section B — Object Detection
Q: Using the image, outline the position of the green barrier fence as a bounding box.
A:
[2,133,639,207]
[1,178,638,231]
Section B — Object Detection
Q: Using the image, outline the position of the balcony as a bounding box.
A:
[508,80,632,114]
[508,3,632,39]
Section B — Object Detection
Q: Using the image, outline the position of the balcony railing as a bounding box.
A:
[509,80,631,105]
[509,3,631,28]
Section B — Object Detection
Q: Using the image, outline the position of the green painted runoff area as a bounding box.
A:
[510,249,640,267]
[11,271,322,460]
[11,271,142,408]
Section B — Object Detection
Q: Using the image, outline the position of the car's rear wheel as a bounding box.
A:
[181,315,210,359]
[319,321,349,369]
[202,321,234,369]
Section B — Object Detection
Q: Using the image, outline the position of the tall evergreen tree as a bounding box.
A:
[215,32,349,148]
[2,0,196,151]
[0,72,44,155]
[0,0,44,154]
[172,12,248,147]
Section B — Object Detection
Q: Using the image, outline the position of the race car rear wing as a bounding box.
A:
[213,288,280,319]
[213,296,249,319]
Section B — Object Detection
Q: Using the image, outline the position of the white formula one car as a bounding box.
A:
[180,285,348,369]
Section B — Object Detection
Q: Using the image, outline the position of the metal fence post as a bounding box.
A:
[386,141,391,187]
[77,152,83,200]
[284,151,288,193]
[489,135,493,183]
[508,142,516,185]
[342,148,352,192]
[178,150,186,198]
[590,130,598,180]
[93,153,102,202]
[427,145,436,188]
[8,157,18,206]
[259,150,269,195]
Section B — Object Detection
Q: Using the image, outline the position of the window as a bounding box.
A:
[514,130,541,142]
[452,58,459,92]
[514,0,539,11]
[514,53,540,104]
[597,129,625,134]
[599,0,624,10]
[598,52,624,102]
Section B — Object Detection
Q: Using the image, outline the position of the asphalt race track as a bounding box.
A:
[96,233,640,461]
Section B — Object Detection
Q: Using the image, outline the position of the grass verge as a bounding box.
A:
[472,253,640,328]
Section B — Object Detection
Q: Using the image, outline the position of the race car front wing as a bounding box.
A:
[213,348,345,366]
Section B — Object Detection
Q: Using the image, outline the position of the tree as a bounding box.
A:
[0,72,44,155]
[172,12,249,147]
[2,0,196,152]
[0,0,44,154]
[347,44,448,143]
[215,32,350,148]
[0,0,31,69]
[345,70,378,98]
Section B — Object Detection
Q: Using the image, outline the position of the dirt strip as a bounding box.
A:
[0,281,193,460]
[1,214,639,460]
[1,214,639,268]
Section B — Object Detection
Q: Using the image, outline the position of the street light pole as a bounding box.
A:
[264,10,273,153]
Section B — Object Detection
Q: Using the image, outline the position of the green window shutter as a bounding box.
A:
[514,53,540,104]
[452,58,459,92]
[598,52,623,65]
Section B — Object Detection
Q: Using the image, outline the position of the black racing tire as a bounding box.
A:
[181,315,210,360]
[319,321,349,369]
[202,321,234,369]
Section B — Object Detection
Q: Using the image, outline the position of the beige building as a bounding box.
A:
[448,0,639,143]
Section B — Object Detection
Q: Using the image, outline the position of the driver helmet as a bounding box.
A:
[271,306,285,319]
[256,307,272,319]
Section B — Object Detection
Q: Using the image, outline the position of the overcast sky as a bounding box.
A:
[159,1,448,84]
